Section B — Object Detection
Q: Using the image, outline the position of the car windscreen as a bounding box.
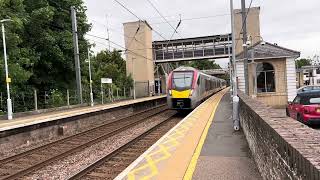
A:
[301,95,320,105]
[172,71,193,90]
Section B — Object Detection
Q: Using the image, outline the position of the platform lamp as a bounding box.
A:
[1,19,13,120]
[242,35,265,98]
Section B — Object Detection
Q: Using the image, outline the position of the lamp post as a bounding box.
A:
[1,19,13,120]
[243,35,265,98]
[86,47,94,106]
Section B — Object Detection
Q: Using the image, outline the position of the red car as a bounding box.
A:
[286,91,320,125]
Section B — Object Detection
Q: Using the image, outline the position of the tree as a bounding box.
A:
[295,58,311,68]
[89,49,133,94]
[0,0,91,92]
[23,0,91,91]
[190,60,221,70]
[0,0,33,94]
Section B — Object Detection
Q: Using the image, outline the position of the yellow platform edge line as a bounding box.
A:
[183,88,228,180]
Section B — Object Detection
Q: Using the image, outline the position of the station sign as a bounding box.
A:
[101,78,112,84]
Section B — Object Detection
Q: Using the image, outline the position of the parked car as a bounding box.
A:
[297,85,320,94]
[286,91,320,124]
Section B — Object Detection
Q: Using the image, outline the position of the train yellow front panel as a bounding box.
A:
[172,90,191,98]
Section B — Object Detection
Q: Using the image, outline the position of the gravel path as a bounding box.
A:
[24,110,177,180]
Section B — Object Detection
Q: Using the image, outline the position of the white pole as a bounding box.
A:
[88,47,94,106]
[1,22,12,120]
[117,88,119,99]
[101,83,104,104]
[67,89,70,107]
[34,89,38,111]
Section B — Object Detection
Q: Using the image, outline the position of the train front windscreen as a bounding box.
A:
[172,71,194,91]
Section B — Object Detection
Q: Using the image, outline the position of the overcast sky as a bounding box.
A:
[84,0,320,67]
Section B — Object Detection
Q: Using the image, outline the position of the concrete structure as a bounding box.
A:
[237,42,300,107]
[123,21,155,98]
[234,7,261,54]
[239,92,320,179]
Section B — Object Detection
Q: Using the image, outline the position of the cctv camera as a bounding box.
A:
[246,40,251,46]
[261,41,266,46]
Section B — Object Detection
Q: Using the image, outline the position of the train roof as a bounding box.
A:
[172,66,197,72]
[172,66,225,81]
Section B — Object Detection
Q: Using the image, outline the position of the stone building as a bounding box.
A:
[236,42,300,107]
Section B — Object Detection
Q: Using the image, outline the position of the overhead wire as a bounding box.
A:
[86,34,153,61]
[235,0,254,48]
[88,38,123,51]
[126,22,143,50]
[113,0,167,40]
[165,15,182,49]
[90,19,147,49]
[150,14,230,25]
[145,0,183,38]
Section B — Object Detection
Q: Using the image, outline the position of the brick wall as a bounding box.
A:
[239,92,320,180]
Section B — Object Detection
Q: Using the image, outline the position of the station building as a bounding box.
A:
[234,7,300,108]
[236,43,300,107]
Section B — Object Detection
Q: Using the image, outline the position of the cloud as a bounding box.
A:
[84,0,320,60]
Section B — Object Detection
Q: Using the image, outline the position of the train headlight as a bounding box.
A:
[189,89,193,97]
[169,90,172,96]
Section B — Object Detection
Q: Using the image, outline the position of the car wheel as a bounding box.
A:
[285,108,290,117]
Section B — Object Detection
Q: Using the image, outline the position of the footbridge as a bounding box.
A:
[153,34,232,63]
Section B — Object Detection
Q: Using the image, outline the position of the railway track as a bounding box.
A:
[69,116,182,180]
[0,105,168,180]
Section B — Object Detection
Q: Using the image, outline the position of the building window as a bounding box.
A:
[256,63,275,93]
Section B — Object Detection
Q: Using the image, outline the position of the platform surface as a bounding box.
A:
[0,95,166,132]
[192,92,262,180]
[115,89,261,180]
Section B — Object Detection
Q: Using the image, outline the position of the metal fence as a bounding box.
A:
[0,87,134,115]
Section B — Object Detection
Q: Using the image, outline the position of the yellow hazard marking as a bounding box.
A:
[183,88,228,180]
[127,118,196,179]
[172,89,191,98]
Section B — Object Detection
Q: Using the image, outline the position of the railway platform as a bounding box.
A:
[0,95,166,132]
[115,88,261,180]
